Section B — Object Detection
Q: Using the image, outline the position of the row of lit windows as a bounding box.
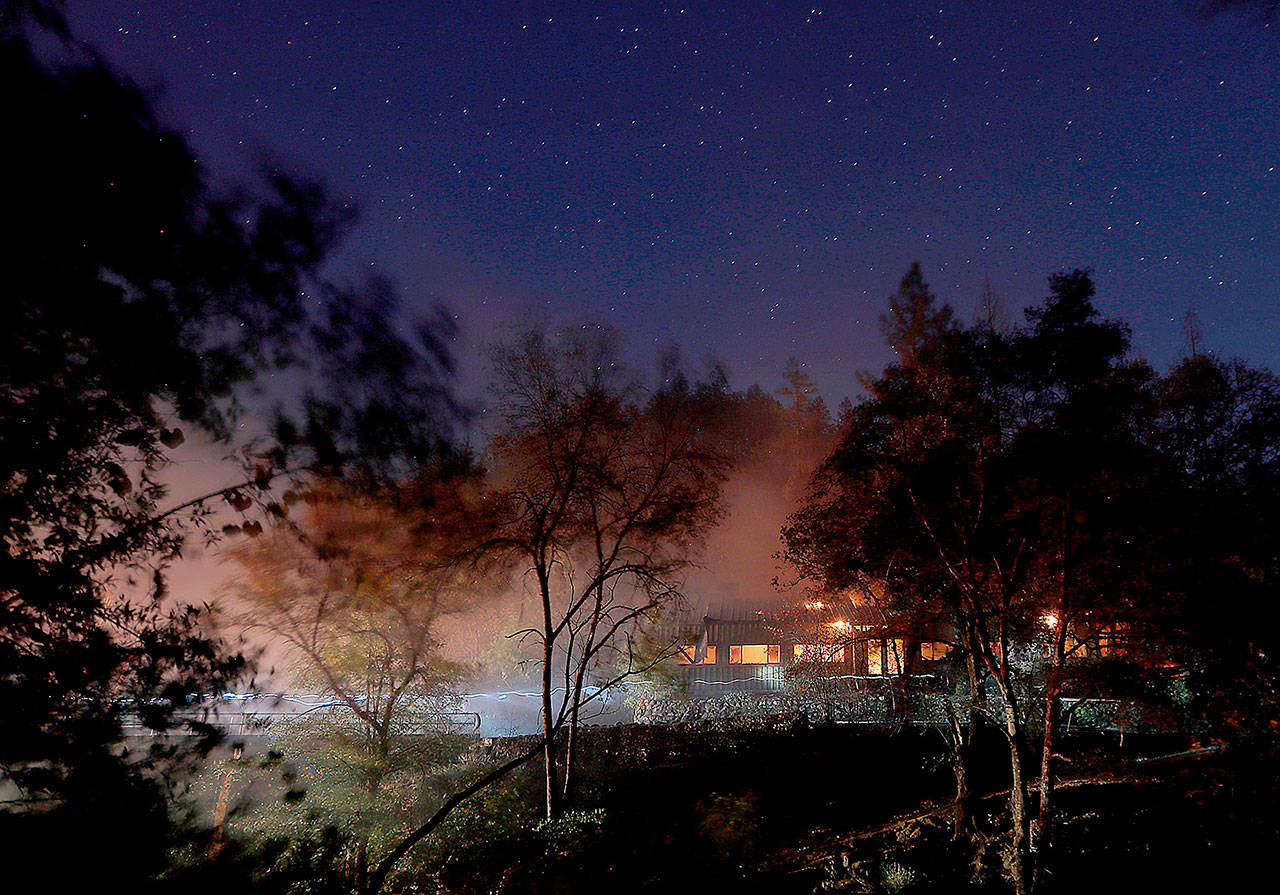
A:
[675,643,783,665]
[676,639,954,668]
[679,635,1128,668]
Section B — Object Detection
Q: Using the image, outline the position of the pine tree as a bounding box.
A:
[778,356,821,416]
[881,262,955,366]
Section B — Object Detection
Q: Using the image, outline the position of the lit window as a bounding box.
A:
[702,645,717,664]
[886,639,903,674]
[730,644,780,664]
[1099,625,1126,657]
[920,641,950,661]
[868,640,904,675]
[795,643,841,662]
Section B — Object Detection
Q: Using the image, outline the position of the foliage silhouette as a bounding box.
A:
[0,8,459,884]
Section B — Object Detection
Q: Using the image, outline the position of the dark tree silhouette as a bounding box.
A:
[1199,0,1280,23]
[485,326,729,819]
[1151,354,1280,763]
[0,8,458,883]
[786,267,1163,894]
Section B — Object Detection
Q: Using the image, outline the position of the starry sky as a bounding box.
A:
[68,0,1280,405]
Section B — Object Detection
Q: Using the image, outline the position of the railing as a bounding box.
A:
[119,706,483,738]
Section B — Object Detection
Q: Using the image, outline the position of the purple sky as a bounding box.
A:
[69,1,1280,406]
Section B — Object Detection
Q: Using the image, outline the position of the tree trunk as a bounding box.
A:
[537,565,561,820]
[1033,499,1069,888]
[1001,688,1030,895]
[355,837,369,894]
[541,639,560,820]
[562,695,580,807]
[562,656,589,808]
[563,573,605,810]
[953,621,985,838]
[1033,617,1067,890]
[353,764,386,894]
[1033,690,1059,889]
[946,704,971,836]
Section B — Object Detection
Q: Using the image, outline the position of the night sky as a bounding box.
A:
[69,1,1280,405]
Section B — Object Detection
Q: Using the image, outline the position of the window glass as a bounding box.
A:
[797,643,842,662]
[920,641,950,661]
[1099,625,1126,657]
[886,639,903,674]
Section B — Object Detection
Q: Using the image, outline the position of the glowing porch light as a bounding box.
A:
[805,601,826,611]
[829,619,851,632]
[1042,613,1058,629]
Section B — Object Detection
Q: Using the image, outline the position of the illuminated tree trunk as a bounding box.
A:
[1034,591,1069,888]
[1034,687,1060,887]
[950,613,986,837]
[946,704,971,833]
[562,688,581,807]
[562,638,590,809]
[563,577,605,809]
[541,630,560,820]
[1032,502,1073,889]
[1000,684,1030,895]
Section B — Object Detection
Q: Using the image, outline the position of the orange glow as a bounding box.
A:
[795,643,841,662]
[920,641,950,661]
[805,601,826,611]
[729,644,780,664]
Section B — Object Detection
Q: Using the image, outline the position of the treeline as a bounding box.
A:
[784,264,1280,893]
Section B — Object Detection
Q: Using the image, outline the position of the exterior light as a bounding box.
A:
[829,619,851,632]
[1042,613,1058,629]
[805,601,826,611]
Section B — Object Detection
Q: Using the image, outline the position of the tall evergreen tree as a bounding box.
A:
[786,266,1161,893]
